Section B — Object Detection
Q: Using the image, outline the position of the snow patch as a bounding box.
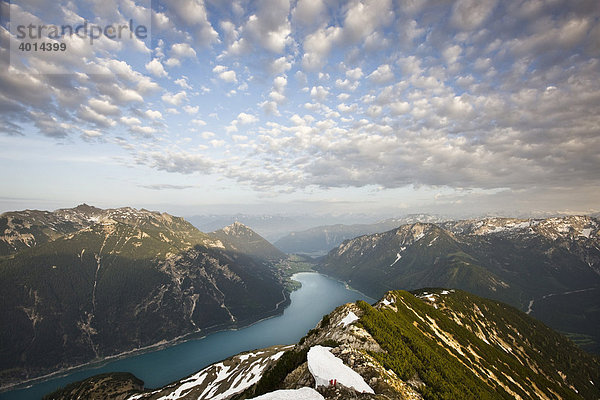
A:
[580,228,592,238]
[307,346,374,394]
[390,253,402,267]
[381,298,394,306]
[339,311,359,327]
[249,387,325,399]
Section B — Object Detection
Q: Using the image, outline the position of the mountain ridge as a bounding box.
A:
[318,216,600,353]
[211,222,286,262]
[44,288,600,400]
[0,205,288,388]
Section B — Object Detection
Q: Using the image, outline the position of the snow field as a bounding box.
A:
[307,346,374,394]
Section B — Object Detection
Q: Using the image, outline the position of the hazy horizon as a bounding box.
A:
[1,0,599,219]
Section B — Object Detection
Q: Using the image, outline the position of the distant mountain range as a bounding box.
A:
[0,205,287,388]
[45,289,600,399]
[318,216,600,353]
[274,214,448,255]
[185,213,399,243]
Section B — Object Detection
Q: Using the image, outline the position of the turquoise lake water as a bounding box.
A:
[1,272,374,400]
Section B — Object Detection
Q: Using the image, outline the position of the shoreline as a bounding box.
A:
[0,283,293,394]
[308,270,376,303]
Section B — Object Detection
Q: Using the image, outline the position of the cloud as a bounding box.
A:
[346,67,363,80]
[302,26,342,70]
[343,0,394,43]
[174,77,192,89]
[183,105,199,114]
[121,116,142,126]
[145,59,168,77]
[163,0,219,46]
[78,106,116,127]
[161,91,188,106]
[145,109,163,120]
[451,0,498,30]
[367,64,394,84]
[170,43,198,58]
[213,65,238,83]
[310,86,329,101]
[88,99,120,116]
[138,150,214,174]
[244,0,292,53]
[139,184,195,190]
[270,56,293,75]
[3,0,600,214]
[293,0,326,26]
[237,112,259,124]
[81,129,103,141]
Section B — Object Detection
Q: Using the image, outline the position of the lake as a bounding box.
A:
[0,272,374,400]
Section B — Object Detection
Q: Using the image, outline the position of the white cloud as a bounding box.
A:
[367,64,394,84]
[237,112,259,125]
[162,91,188,106]
[335,79,359,91]
[443,45,462,65]
[145,59,168,78]
[213,65,238,83]
[390,101,410,115]
[270,56,293,75]
[81,129,103,141]
[121,116,141,126]
[310,86,329,101]
[451,0,498,30]
[183,105,200,114]
[210,139,226,147]
[130,125,157,136]
[338,103,358,113]
[78,106,116,127]
[165,58,181,67]
[88,98,120,116]
[302,26,343,70]
[343,0,394,43]
[164,0,219,46]
[174,77,192,89]
[293,0,326,26]
[346,67,363,80]
[145,109,163,120]
[170,43,197,58]
[191,118,206,126]
[247,0,291,53]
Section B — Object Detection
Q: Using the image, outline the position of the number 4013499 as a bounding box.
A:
[18,42,67,51]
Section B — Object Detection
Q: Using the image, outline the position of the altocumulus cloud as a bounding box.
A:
[1,0,599,205]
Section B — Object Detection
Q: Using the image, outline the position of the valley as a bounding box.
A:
[1,205,599,400]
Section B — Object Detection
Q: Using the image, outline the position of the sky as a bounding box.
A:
[0,0,599,219]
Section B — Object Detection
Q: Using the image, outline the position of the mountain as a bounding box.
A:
[274,215,447,256]
[318,216,600,353]
[186,214,303,243]
[46,289,600,399]
[0,205,287,388]
[211,222,286,262]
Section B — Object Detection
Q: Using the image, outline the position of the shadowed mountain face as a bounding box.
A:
[211,222,286,262]
[46,289,600,400]
[318,216,600,353]
[0,205,286,387]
